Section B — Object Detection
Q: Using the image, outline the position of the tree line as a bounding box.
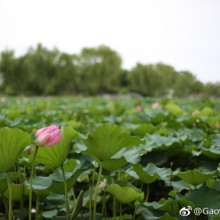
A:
[0,44,219,97]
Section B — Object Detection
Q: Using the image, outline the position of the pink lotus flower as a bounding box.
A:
[152,102,160,109]
[35,125,61,147]
[136,105,142,112]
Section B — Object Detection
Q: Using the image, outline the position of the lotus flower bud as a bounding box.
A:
[35,125,61,147]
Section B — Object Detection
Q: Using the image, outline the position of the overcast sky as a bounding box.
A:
[0,0,220,83]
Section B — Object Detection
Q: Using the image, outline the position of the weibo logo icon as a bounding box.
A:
[179,206,192,216]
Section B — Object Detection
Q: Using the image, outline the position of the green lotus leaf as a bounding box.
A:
[82,124,142,164]
[50,160,80,182]
[0,178,8,194]
[212,134,220,146]
[142,195,193,215]
[102,214,132,220]
[165,104,183,115]
[0,127,31,172]
[202,146,220,159]
[129,163,171,184]
[34,189,51,199]
[171,180,194,192]
[111,146,143,164]
[35,126,76,169]
[101,158,128,171]
[49,169,83,194]
[47,193,65,200]
[201,134,220,158]
[128,123,154,137]
[176,169,214,186]
[0,172,21,194]
[143,134,179,152]
[63,159,80,173]
[186,185,220,209]
[106,183,144,204]
[197,107,213,117]
[137,205,178,220]
[26,175,53,190]
[101,146,143,171]
[42,209,58,219]
[4,183,29,201]
[47,159,89,194]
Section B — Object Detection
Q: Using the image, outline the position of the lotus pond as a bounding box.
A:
[0,96,220,220]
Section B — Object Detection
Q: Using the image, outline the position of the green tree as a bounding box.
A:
[0,43,208,97]
[78,45,122,94]
[128,63,160,96]
[154,63,177,96]
[54,53,81,95]
[204,82,220,97]
[21,44,60,95]
[0,44,81,95]
[174,71,202,97]
[0,50,17,94]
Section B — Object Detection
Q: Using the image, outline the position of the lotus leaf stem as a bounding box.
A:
[7,176,12,220]
[29,146,39,220]
[61,165,70,220]
[93,164,102,220]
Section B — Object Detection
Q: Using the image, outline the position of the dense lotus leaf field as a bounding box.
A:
[0,96,220,220]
